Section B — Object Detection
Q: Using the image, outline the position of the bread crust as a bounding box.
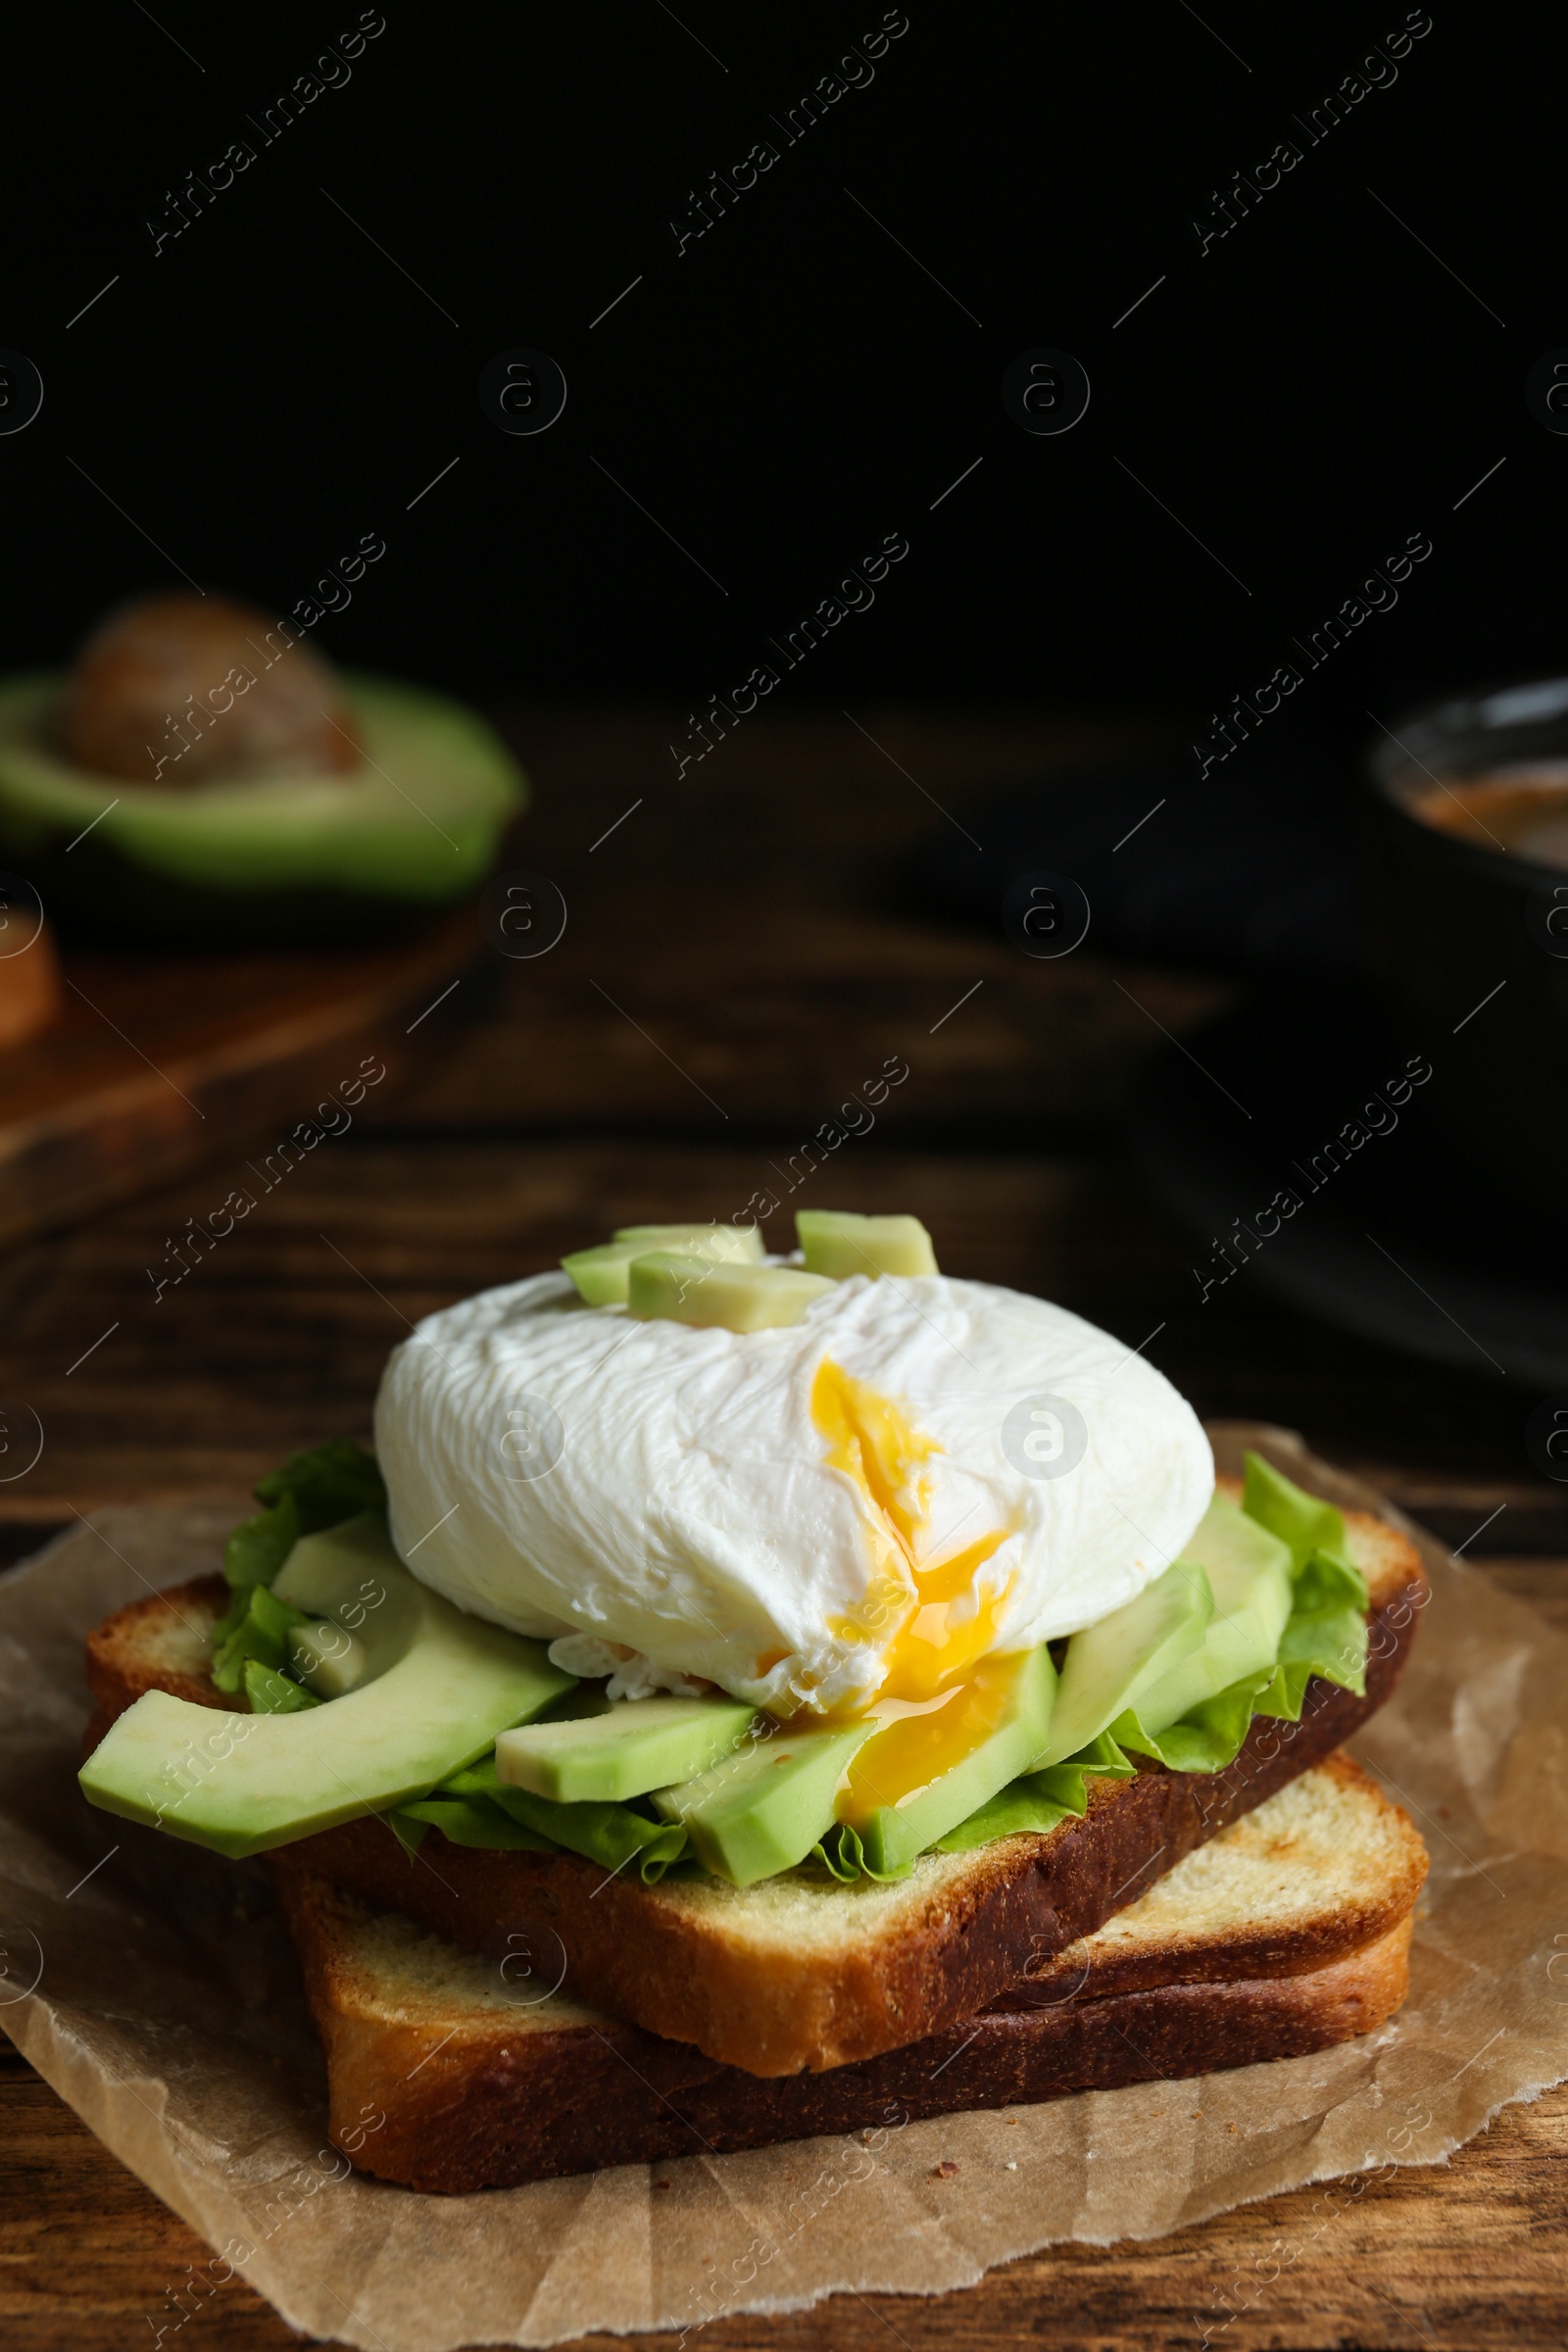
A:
[80,1503,1429,2078]
[82,1573,233,1755]
[273,1859,1416,2195]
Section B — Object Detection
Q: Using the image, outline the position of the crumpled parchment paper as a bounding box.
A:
[2,1424,1565,2349]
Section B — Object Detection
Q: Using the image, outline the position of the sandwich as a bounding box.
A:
[77,1208,1430,2189]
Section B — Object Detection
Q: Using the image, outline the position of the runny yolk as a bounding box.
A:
[809,1357,1020,1823]
[838,1652,1029,1829]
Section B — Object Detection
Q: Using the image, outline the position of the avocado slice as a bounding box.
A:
[627,1253,833,1331]
[849,1644,1057,1875]
[650,1719,877,1885]
[562,1223,762,1307]
[1124,1497,1294,1733]
[0,671,525,947]
[287,1618,373,1698]
[796,1210,939,1280]
[495,1693,760,1803]
[614,1222,764,1256]
[78,1512,573,1857]
[1038,1557,1214,1767]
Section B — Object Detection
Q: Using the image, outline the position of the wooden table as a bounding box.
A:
[2,708,1563,2350]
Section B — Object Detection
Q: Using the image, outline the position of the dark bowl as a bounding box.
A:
[1359,677,1568,1214]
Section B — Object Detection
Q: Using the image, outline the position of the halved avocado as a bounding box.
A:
[0,671,525,946]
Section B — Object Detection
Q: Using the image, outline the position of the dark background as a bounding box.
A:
[2,1,1556,731]
[13,15,1568,2322]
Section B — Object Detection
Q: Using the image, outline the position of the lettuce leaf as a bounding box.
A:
[1241,1447,1347,1574]
[242,1658,320,1715]
[809,1820,910,1881]
[933,1730,1138,1855]
[427,1758,690,1884]
[222,1440,384,1592]
[1108,1674,1269,1773]
[217,1439,387,1710]
[222,1490,302,1594]
[254,1438,385,1524]
[395,1796,559,1851]
[212,1581,309,1693]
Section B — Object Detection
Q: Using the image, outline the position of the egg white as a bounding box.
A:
[372,1271,1214,1711]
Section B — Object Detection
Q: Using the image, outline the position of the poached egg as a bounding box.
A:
[373,1270,1213,1716]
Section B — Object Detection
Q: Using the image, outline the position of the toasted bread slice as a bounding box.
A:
[83,1574,234,1749]
[271,1754,1426,2192]
[81,1482,1428,2078]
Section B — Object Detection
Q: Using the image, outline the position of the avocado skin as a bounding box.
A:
[0,670,525,946]
[13,833,483,949]
[28,837,496,945]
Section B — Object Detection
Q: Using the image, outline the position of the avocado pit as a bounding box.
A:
[62,591,362,788]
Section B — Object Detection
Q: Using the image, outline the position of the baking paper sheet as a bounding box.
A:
[2,1425,1566,2348]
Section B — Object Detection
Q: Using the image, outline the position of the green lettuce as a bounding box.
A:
[809,1820,909,1882]
[243,1658,321,1714]
[212,1580,309,1693]
[932,1729,1138,1856]
[401,1757,691,1884]
[1108,1543,1369,1772]
[393,1797,558,1852]
[1241,1448,1348,1573]
[215,1438,386,1698]
[222,1440,384,1592]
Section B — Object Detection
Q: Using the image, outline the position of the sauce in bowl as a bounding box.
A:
[1408,763,1568,866]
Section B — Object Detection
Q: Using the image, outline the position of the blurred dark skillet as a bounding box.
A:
[906,732,1358,982]
[907,712,1568,1383]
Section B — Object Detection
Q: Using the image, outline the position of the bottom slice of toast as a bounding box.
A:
[271,1751,1428,2193]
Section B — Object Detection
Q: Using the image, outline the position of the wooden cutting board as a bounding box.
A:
[0,910,481,1250]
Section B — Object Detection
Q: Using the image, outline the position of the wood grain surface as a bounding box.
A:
[1,706,1563,2350]
[0,908,480,1251]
